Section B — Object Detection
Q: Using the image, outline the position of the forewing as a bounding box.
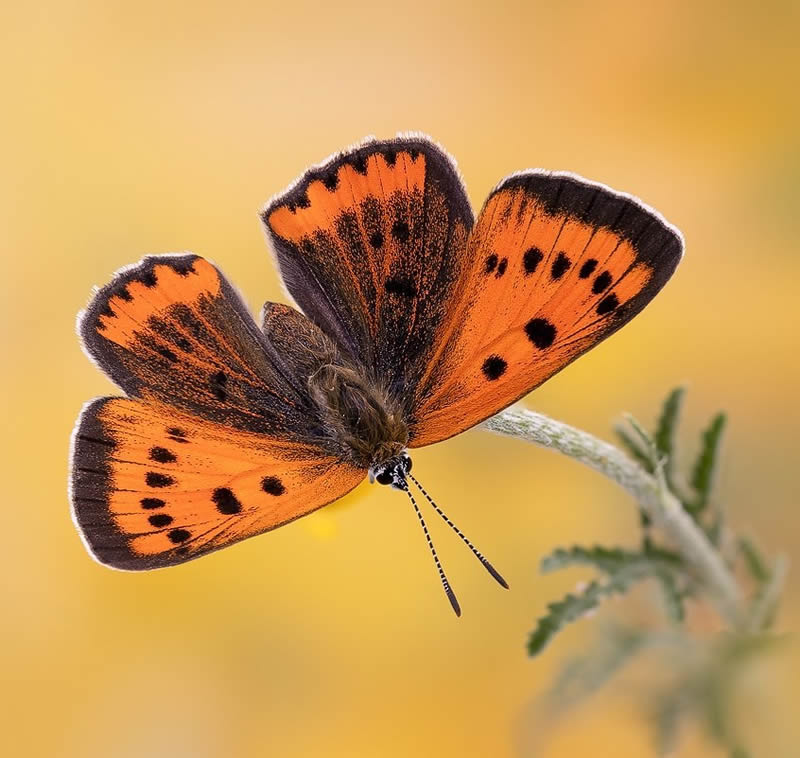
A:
[409,171,683,446]
[262,135,473,396]
[71,397,365,570]
[80,254,334,439]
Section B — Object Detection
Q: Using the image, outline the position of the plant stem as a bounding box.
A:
[484,406,744,628]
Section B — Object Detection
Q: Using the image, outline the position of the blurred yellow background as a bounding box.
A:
[2,1,798,756]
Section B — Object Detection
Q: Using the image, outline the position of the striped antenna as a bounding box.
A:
[408,473,509,589]
[401,483,461,617]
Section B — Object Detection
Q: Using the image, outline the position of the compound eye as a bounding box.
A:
[376,470,393,485]
[403,455,413,473]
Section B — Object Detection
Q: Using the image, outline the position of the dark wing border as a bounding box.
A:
[490,169,684,314]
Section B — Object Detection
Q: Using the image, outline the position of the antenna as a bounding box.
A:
[401,483,462,617]
[408,473,509,589]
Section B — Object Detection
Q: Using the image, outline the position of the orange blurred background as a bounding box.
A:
[2,1,798,755]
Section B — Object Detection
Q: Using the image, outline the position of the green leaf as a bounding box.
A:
[528,566,659,656]
[617,414,664,536]
[747,555,788,631]
[540,546,686,625]
[689,412,727,513]
[624,412,658,461]
[614,423,654,473]
[707,512,724,546]
[655,569,686,623]
[528,582,606,656]
[738,536,770,584]
[654,386,686,483]
[541,545,682,575]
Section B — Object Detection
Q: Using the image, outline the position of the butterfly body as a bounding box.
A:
[70,134,683,611]
[307,362,408,468]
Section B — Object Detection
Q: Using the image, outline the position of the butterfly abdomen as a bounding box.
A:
[307,363,408,468]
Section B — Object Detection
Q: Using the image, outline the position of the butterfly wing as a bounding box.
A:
[72,255,366,569]
[262,135,682,448]
[71,397,364,569]
[262,135,473,395]
[408,171,684,446]
[79,253,341,438]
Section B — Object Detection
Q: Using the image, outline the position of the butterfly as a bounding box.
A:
[70,134,683,615]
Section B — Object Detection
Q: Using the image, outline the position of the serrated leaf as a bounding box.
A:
[540,546,686,625]
[541,545,682,575]
[689,412,727,513]
[528,566,658,656]
[528,582,606,656]
[654,386,686,483]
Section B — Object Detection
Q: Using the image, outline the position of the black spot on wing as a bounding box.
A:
[525,318,557,349]
[148,514,173,528]
[596,294,619,315]
[523,247,543,274]
[592,271,613,294]
[140,497,166,509]
[261,476,285,496]
[149,447,176,464]
[551,252,571,280]
[482,355,507,380]
[212,487,242,514]
[495,258,508,278]
[579,259,598,278]
[146,472,175,488]
[485,254,498,273]
[168,528,191,544]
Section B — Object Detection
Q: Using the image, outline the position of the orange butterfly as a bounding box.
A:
[70,134,683,614]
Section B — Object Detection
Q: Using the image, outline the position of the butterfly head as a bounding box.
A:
[369,451,412,490]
